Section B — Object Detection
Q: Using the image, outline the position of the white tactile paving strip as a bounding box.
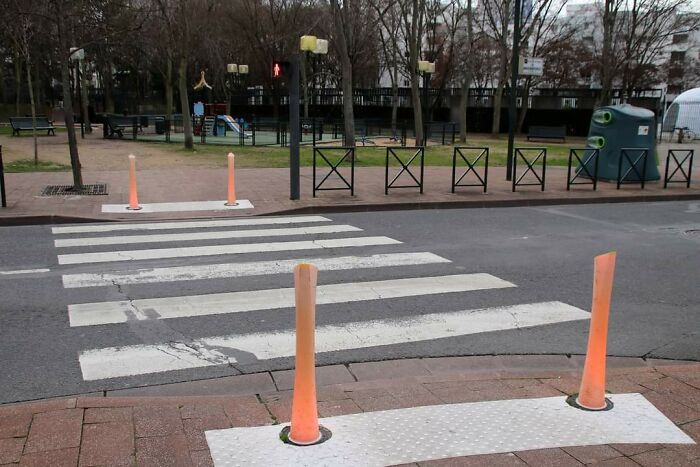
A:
[205,393,694,467]
[101,199,253,213]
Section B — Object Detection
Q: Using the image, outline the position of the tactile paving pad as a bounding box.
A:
[206,393,693,467]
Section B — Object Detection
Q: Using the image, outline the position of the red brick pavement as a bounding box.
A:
[1,161,699,225]
[0,356,698,466]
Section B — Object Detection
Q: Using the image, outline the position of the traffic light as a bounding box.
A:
[271,61,290,79]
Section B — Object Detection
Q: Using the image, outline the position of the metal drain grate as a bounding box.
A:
[41,184,108,196]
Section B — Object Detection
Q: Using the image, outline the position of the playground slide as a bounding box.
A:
[220,115,245,136]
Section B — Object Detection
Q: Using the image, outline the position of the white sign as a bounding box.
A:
[638,125,649,136]
[519,57,544,76]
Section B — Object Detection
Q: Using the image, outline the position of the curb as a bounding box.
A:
[1,192,699,226]
[259,192,700,215]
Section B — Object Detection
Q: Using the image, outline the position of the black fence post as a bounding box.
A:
[132,116,137,140]
[251,121,256,146]
[0,145,6,208]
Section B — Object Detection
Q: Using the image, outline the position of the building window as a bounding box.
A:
[670,51,686,63]
[672,33,689,44]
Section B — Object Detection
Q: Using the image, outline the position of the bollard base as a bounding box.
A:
[125,206,142,211]
[224,202,239,206]
[567,394,614,411]
[279,425,331,447]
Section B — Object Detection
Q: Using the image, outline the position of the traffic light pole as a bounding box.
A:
[506,0,522,182]
[290,54,301,200]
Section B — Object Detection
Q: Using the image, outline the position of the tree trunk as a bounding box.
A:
[26,62,38,165]
[597,0,615,107]
[411,72,423,145]
[391,66,399,134]
[516,80,531,133]
[80,61,91,133]
[332,0,355,147]
[104,63,115,113]
[14,52,22,116]
[178,57,193,150]
[165,58,173,122]
[459,75,470,143]
[491,55,508,135]
[56,9,83,189]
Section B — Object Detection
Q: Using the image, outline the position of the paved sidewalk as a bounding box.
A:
[0,355,697,466]
[2,164,700,225]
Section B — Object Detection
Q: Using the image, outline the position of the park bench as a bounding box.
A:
[527,125,566,142]
[9,117,55,136]
[105,115,140,138]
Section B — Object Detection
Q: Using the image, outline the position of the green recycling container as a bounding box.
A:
[580,104,660,181]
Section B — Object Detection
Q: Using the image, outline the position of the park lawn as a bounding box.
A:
[3,159,71,172]
[0,126,65,136]
[162,137,578,168]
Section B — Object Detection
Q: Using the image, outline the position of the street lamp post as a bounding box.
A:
[226,63,249,117]
[417,60,435,146]
[290,36,329,200]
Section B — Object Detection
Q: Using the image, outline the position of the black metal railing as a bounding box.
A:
[452,147,488,193]
[567,148,599,191]
[664,149,694,188]
[313,147,355,197]
[513,148,547,192]
[385,147,425,195]
[617,148,648,189]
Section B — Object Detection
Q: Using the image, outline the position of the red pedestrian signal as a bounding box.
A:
[271,61,290,79]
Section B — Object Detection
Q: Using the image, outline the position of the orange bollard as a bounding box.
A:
[126,154,141,211]
[225,152,238,206]
[576,251,617,410]
[288,263,321,445]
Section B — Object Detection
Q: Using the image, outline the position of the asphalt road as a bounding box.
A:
[0,200,698,404]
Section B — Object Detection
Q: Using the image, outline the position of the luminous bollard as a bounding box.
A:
[288,263,321,445]
[225,152,238,206]
[576,251,617,410]
[127,154,142,210]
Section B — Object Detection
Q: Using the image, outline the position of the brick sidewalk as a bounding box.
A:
[1,161,699,225]
[1,356,698,466]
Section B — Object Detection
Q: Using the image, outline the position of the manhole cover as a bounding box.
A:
[41,184,108,196]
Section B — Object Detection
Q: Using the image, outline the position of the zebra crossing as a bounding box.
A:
[51,215,592,383]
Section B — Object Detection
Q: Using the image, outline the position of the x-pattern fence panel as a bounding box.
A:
[385,147,425,195]
[567,148,599,191]
[313,147,355,197]
[664,149,694,189]
[617,148,648,189]
[513,148,547,192]
[452,147,489,193]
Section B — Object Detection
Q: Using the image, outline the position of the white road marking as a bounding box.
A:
[54,224,363,248]
[57,236,401,265]
[51,215,331,235]
[0,268,51,275]
[101,199,253,213]
[62,252,451,288]
[79,301,587,380]
[206,393,694,467]
[69,273,514,327]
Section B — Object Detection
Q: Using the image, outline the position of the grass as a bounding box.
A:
[156,136,580,168]
[3,159,71,172]
[0,126,65,136]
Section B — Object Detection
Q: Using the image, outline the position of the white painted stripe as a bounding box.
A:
[206,393,694,467]
[0,268,51,275]
[101,199,253,213]
[62,252,451,288]
[54,225,363,248]
[79,302,587,380]
[57,236,401,265]
[51,215,331,235]
[69,273,515,327]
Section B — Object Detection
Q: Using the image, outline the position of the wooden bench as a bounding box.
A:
[9,117,56,136]
[527,125,566,142]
